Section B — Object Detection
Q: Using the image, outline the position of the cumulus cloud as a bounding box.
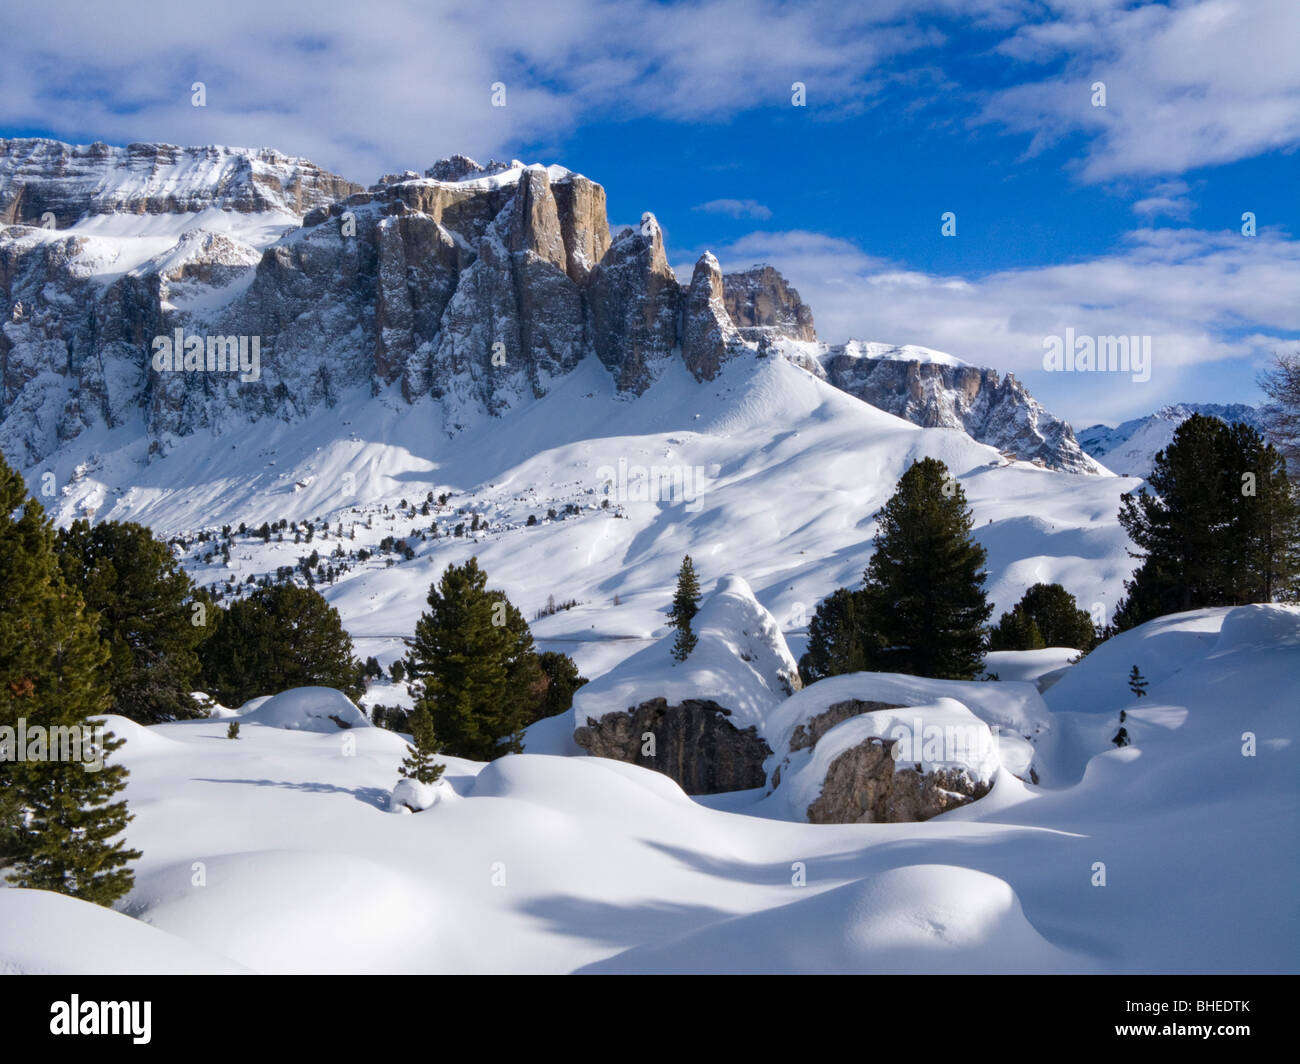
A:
[695,225,1300,424]
[982,0,1300,180]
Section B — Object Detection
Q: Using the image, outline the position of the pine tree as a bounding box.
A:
[227,722,240,740]
[533,651,588,720]
[198,584,361,707]
[57,519,212,723]
[798,587,874,684]
[1128,665,1148,698]
[404,558,541,761]
[1115,415,1300,628]
[987,605,1045,652]
[0,457,139,905]
[669,556,701,663]
[859,458,993,679]
[989,583,1094,651]
[399,705,445,785]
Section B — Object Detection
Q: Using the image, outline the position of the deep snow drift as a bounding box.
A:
[2,603,1295,974]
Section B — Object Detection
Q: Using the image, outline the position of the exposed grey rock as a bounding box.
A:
[805,735,992,824]
[788,699,902,752]
[680,252,744,382]
[574,697,773,795]
[0,138,360,226]
[722,264,816,342]
[586,215,681,393]
[810,344,1102,474]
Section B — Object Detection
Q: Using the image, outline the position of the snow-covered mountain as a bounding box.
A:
[2,137,1093,473]
[1078,402,1263,478]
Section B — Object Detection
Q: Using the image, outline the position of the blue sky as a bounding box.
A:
[3,0,1296,426]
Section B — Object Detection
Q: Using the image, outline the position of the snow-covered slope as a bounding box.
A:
[3,603,1292,974]
[1078,402,1263,478]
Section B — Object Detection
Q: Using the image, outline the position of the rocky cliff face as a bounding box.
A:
[812,343,1103,474]
[0,138,361,225]
[1,138,1099,474]
[714,271,1100,473]
[721,264,816,343]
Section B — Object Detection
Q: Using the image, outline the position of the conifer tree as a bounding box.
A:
[0,457,139,905]
[859,458,992,679]
[198,584,361,707]
[1115,415,1300,628]
[1128,665,1149,698]
[989,583,1094,651]
[798,587,874,684]
[533,651,588,720]
[669,556,701,663]
[399,704,445,785]
[987,605,1046,652]
[404,558,540,761]
[57,519,212,723]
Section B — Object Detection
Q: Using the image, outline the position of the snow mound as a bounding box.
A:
[982,647,1079,690]
[240,687,370,732]
[583,865,1075,974]
[1044,608,1233,715]
[571,573,799,732]
[0,888,248,974]
[389,776,457,813]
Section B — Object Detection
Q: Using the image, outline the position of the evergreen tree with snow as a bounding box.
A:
[1128,665,1149,698]
[399,705,445,785]
[0,457,139,906]
[669,555,701,663]
[858,458,992,679]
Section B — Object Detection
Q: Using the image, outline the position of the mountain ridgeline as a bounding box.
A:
[1,138,1094,472]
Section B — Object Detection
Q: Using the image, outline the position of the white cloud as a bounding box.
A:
[693,199,773,220]
[698,225,1300,424]
[982,0,1300,180]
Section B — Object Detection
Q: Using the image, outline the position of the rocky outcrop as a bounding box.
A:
[722,265,816,343]
[789,699,900,752]
[0,139,1098,478]
[809,343,1102,474]
[805,736,992,824]
[574,697,772,795]
[586,214,681,393]
[0,138,361,226]
[680,252,744,382]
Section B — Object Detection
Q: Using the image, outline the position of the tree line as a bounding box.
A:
[798,415,1299,685]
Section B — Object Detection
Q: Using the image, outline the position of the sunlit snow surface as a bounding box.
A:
[2,604,1295,973]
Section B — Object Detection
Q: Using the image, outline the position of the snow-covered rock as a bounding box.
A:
[759,675,1033,822]
[240,686,370,732]
[572,574,800,793]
